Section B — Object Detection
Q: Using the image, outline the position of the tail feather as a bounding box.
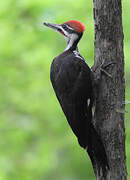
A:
[87,123,109,176]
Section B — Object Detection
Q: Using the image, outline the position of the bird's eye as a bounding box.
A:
[62,24,68,30]
[62,24,74,33]
[62,24,66,28]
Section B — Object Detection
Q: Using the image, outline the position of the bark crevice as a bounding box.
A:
[88,0,127,179]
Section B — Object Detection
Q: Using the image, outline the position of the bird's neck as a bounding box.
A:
[64,33,83,51]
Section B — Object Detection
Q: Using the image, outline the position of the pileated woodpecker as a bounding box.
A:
[44,20,109,171]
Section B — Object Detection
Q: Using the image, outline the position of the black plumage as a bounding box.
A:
[50,49,92,148]
[44,20,109,172]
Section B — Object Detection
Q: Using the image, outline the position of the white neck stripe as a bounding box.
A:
[64,34,78,51]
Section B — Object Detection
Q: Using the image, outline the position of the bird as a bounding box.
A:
[44,20,109,172]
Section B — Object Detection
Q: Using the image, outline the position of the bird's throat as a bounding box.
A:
[65,34,79,51]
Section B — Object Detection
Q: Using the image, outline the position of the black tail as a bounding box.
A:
[87,123,109,176]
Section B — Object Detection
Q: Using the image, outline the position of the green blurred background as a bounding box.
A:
[0,0,130,179]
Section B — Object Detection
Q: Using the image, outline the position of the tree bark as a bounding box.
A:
[91,0,127,179]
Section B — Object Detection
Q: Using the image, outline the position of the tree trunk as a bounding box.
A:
[91,0,127,179]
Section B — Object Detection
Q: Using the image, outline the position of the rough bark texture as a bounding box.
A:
[91,0,127,179]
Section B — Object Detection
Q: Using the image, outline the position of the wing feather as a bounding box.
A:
[50,55,92,148]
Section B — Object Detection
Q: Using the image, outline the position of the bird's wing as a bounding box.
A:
[50,56,92,148]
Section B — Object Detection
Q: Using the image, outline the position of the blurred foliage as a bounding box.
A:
[0,0,130,179]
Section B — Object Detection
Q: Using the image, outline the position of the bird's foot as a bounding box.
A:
[91,60,116,100]
[100,60,116,78]
[91,60,116,82]
[100,68,112,78]
[91,60,116,99]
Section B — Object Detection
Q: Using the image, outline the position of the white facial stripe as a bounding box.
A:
[59,26,68,36]
[65,24,74,31]
[53,25,68,37]
[65,33,78,51]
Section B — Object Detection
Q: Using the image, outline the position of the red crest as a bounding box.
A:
[64,20,86,33]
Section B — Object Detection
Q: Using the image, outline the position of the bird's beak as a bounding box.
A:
[43,22,61,32]
[43,22,67,37]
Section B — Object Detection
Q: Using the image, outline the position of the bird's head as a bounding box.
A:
[44,20,86,50]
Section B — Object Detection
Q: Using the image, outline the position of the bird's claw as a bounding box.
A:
[100,60,116,78]
[91,60,116,90]
[100,67,112,78]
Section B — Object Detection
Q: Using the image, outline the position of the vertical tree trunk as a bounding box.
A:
[91,0,127,179]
